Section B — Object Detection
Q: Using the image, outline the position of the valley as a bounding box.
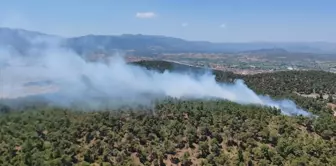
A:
[0,27,336,166]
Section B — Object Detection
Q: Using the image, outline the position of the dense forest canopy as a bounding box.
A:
[243,71,336,96]
[0,99,335,166]
[0,60,335,166]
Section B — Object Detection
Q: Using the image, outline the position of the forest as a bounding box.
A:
[0,60,335,166]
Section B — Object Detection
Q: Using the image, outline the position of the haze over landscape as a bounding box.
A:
[0,36,312,116]
[0,1,336,166]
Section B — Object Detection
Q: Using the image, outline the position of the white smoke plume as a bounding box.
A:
[0,39,312,116]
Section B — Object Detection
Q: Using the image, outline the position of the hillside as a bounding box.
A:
[1,60,336,165]
[1,27,336,56]
[133,60,336,115]
[0,27,59,55]
[1,99,335,166]
[131,60,208,73]
[133,60,336,96]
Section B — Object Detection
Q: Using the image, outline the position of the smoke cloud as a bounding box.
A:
[0,38,312,116]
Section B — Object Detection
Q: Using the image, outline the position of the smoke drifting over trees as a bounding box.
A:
[0,37,312,116]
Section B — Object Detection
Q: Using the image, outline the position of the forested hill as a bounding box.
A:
[0,60,335,166]
[1,99,336,166]
[132,60,336,96]
[2,27,336,56]
[131,60,206,73]
[243,71,336,96]
[132,60,336,115]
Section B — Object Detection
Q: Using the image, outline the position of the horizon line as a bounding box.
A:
[0,26,335,44]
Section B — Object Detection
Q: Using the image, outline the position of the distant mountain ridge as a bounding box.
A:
[1,27,336,56]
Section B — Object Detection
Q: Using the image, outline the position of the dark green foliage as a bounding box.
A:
[134,61,336,97]
[0,104,11,114]
[1,61,335,165]
[132,60,213,75]
[328,94,334,103]
[135,60,336,115]
[243,70,336,96]
[0,100,335,165]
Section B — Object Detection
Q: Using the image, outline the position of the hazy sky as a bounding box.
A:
[0,0,335,42]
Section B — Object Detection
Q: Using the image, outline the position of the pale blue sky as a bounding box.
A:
[0,0,335,42]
